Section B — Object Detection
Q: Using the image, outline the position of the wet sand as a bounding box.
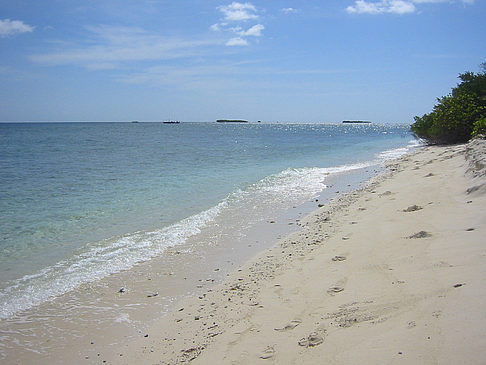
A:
[112,138,486,364]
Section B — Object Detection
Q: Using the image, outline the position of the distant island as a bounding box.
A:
[216,119,249,123]
[163,121,181,124]
[342,120,371,124]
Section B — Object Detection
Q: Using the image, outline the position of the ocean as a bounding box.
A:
[0,122,417,361]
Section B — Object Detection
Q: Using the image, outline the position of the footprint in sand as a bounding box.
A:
[402,205,423,212]
[298,333,324,347]
[260,346,275,359]
[407,231,432,239]
[274,319,302,332]
[327,286,344,295]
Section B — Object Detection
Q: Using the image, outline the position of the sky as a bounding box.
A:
[0,0,485,123]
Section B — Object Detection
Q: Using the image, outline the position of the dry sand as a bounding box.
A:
[110,138,486,365]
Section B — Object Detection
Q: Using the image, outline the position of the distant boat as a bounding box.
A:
[163,121,181,124]
[216,119,248,123]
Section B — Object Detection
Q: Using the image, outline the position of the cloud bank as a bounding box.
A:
[31,25,218,69]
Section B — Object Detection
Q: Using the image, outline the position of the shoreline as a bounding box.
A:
[0,123,414,323]
[0,164,386,364]
[111,138,486,364]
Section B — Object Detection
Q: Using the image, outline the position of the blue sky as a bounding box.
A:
[0,0,484,123]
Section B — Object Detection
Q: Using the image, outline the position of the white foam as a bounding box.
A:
[0,202,225,319]
[377,139,423,161]
[254,162,374,197]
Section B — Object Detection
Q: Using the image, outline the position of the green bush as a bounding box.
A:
[432,93,485,143]
[411,112,435,140]
[411,93,485,144]
[411,63,486,144]
[472,116,486,138]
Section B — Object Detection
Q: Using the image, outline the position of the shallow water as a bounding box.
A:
[0,122,418,362]
[0,122,416,316]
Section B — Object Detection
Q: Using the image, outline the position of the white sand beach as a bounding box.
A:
[106,138,486,365]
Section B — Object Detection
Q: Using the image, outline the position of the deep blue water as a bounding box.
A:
[0,122,416,318]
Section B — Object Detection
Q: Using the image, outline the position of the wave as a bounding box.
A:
[0,203,225,319]
[0,140,421,319]
[377,139,423,161]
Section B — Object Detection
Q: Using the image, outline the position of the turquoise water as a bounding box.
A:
[0,122,416,318]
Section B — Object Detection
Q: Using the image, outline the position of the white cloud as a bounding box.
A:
[389,0,416,13]
[218,2,258,21]
[226,37,249,46]
[411,0,447,2]
[412,0,474,3]
[237,24,264,37]
[210,23,221,32]
[282,8,298,13]
[346,0,474,14]
[31,25,220,68]
[346,1,378,14]
[212,2,263,46]
[0,19,34,37]
[346,0,416,14]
